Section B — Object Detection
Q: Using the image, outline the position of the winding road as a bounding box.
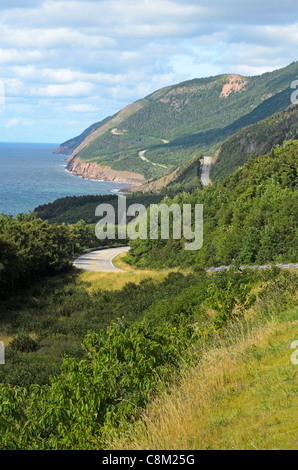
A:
[73,246,130,272]
[73,246,298,274]
[138,149,167,168]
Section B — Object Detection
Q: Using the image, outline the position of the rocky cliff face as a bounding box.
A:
[66,155,145,184]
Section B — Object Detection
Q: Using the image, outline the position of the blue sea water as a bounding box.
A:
[0,142,129,217]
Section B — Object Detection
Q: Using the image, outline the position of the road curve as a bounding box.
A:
[73,247,298,274]
[73,246,130,272]
[138,149,167,168]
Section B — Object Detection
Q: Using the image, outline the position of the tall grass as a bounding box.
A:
[110,310,298,450]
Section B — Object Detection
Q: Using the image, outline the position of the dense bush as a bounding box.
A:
[0,267,296,449]
[10,334,39,353]
[34,193,165,225]
[0,214,105,294]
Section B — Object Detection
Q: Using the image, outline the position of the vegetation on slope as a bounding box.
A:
[57,62,298,179]
[113,310,298,450]
[34,193,165,224]
[133,153,203,195]
[127,141,298,269]
[0,213,77,295]
[212,104,298,181]
[0,267,190,386]
[0,263,296,449]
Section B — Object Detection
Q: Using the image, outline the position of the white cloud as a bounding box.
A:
[6,118,19,128]
[0,48,43,64]
[36,81,95,98]
[0,26,116,49]
[2,0,206,30]
[66,103,98,113]
[0,0,297,143]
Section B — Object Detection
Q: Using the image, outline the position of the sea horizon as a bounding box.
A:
[0,142,129,217]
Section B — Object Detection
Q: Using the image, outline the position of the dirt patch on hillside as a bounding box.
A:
[220,75,247,98]
[111,128,128,136]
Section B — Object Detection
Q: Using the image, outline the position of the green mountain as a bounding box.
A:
[211,104,298,181]
[56,61,298,182]
[123,152,204,194]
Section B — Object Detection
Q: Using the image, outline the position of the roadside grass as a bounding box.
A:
[0,330,13,347]
[111,310,298,450]
[80,252,188,292]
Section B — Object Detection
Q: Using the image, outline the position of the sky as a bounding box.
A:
[0,0,297,144]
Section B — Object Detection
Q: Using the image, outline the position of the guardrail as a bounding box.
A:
[206,263,298,273]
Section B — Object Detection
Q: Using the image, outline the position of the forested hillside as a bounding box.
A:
[127,141,298,269]
[34,193,165,224]
[212,105,298,181]
[57,62,298,181]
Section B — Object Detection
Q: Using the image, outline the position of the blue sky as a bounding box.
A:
[0,0,297,144]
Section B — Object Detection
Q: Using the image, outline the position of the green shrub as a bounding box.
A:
[10,334,39,353]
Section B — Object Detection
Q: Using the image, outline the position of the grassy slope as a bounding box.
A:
[0,249,297,448]
[80,252,186,292]
[111,308,298,450]
[0,260,188,386]
[68,62,298,179]
[212,104,298,181]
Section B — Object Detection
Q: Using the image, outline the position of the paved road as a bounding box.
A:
[73,246,130,272]
[201,156,212,186]
[73,247,298,274]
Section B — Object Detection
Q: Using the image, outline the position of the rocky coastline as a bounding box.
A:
[66,155,145,185]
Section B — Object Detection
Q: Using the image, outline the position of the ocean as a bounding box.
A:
[0,142,129,217]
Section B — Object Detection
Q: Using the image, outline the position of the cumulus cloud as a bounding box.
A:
[67,103,98,113]
[6,118,19,128]
[0,0,297,142]
[35,81,95,98]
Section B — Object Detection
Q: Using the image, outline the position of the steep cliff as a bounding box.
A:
[66,155,145,184]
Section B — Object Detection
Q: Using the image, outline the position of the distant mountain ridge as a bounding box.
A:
[53,117,110,155]
[55,61,298,184]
